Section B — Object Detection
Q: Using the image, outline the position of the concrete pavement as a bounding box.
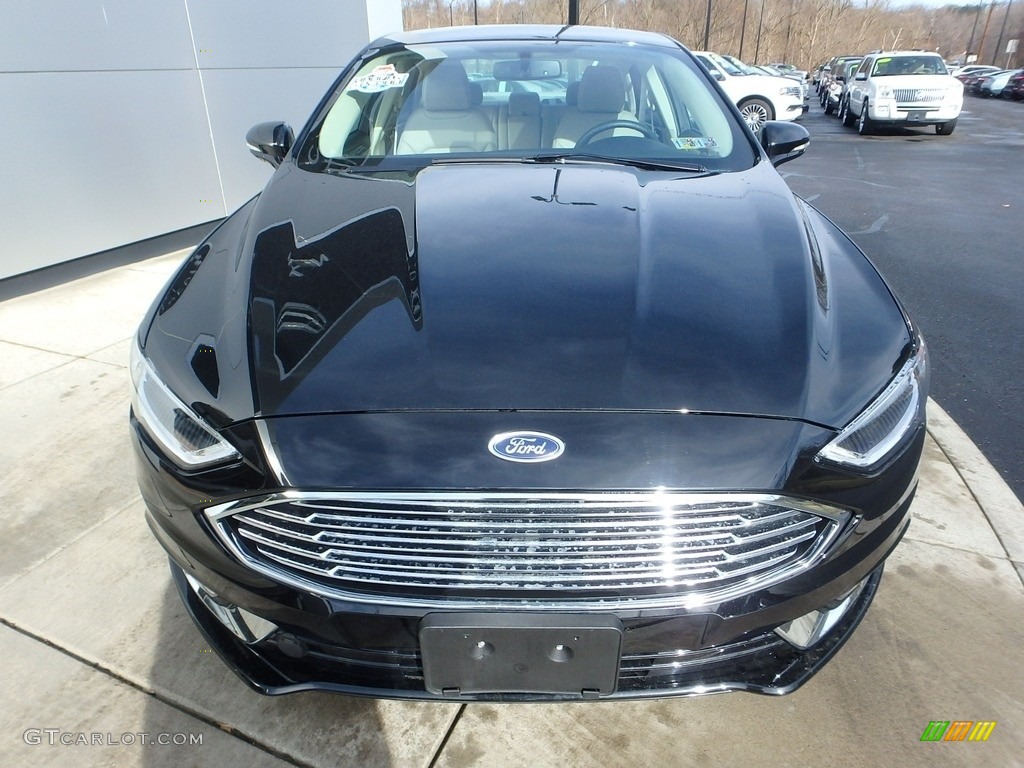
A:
[1,248,1022,767]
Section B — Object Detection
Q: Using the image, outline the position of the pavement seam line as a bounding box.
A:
[926,415,1024,591]
[0,341,129,391]
[902,534,1015,563]
[0,497,141,593]
[427,703,467,768]
[0,616,314,768]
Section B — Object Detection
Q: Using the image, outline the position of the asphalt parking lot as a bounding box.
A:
[1,103,1023,767]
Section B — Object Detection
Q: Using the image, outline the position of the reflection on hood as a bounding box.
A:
[249,208,421,412]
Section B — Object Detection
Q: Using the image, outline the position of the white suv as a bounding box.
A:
[692,51,804,131]
[842,51,963,135]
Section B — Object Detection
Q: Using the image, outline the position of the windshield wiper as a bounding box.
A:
[523,152,711,174]
[429,156,527,165]
[321,158,385,175]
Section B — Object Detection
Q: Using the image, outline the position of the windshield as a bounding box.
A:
[720,54,759,76]
[871,55,948,76]
[297,39,754,174]
[703,52,746,77]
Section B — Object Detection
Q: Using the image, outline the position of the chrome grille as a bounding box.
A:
[207,493,848,609]
[893,88,946,104]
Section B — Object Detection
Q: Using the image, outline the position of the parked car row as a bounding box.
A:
[815,51,963,135]
[960,67,1024,99]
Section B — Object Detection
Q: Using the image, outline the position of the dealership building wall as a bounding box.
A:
[0,0,402,280]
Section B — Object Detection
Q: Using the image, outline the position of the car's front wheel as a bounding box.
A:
[857,101,873,135]
[936,118,957,135]
[840,97,855,127]
[739,98,773,132]
[824,95,835,115]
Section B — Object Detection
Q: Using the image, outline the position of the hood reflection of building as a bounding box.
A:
[249,207,422,411]
[531,168,598,206]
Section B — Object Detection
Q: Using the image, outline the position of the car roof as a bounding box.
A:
[374,24,682,49]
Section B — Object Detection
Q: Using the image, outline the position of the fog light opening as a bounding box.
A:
[774,577,869,650]
[183,572,278,644]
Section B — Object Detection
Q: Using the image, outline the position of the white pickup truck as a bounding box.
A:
[692,51,805,132]
[841,51,964,136]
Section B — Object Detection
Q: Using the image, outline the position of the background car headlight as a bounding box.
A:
[816,340,928,471]
[130,339,240,469]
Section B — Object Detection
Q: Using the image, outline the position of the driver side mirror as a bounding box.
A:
[760,121,809,167]
[246,122,294,168]
[713,72,725,82]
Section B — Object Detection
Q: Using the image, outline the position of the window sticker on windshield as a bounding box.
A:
[672,136,718,150]
[348,64,409,93]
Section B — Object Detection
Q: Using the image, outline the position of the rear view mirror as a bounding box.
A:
[493,59,562,80]
[246,122,294,168]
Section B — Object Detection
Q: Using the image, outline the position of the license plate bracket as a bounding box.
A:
[419,613,623,696]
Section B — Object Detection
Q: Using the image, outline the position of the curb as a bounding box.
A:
[926,398,1024,574]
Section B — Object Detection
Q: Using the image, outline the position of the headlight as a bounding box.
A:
[781,85,801,97]
[815,340,928,471]
[876,85,893,99]
[130,339,241,469]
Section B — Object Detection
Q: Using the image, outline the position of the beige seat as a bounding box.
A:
[503,92,542,150]
[552,66,638,148]
[396,62,497,155]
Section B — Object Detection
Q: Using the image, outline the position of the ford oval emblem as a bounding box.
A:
[488,431,565,463]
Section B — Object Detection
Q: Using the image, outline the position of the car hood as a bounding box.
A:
[147,160,910,429]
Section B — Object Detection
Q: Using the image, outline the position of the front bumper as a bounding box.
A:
[169,555,886,700]
[145,471,914,700]
[134,408,922,700]
[867,99,961,125]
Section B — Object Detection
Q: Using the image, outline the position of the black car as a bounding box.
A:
[132,24,928,701]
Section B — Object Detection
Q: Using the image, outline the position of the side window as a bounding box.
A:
[856,59,872,78]
[696,55,717,76]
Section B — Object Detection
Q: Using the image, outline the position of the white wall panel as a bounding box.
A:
[365,1,405,39]
[0,70,223,279]
[199,67,343,212]
[0,0,402,280]
[184,0,375,70]
[0,1,194,73]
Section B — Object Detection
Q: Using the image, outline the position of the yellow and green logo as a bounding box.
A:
[920,721,997,742]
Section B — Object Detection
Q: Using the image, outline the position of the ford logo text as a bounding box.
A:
[488,431,565,463]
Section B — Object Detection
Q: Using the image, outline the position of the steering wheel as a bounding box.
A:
[574,120,660,147]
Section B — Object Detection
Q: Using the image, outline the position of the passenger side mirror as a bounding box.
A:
[246,122,294,168]
[855,72,867,81]
[760,121,809,167]
[713,72,725,82]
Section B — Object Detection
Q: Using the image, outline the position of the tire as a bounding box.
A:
[936,118,957,136]
[738,98,773,132]
[857,101,873,135]
[840,97,856,127]
[824,97,835,115]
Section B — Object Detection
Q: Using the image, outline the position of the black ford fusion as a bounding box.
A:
[131,24,928,700]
